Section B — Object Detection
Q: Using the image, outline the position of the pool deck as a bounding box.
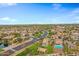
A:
[53,36,63,55]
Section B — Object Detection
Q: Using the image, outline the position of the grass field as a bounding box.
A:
[0,48,4,52]
[16,42,40,56]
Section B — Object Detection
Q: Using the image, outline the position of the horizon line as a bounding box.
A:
[0,23,79,25]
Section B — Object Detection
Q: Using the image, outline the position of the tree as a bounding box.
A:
[16,37,23,43]
[0,38,2,45]
[14,33,21,38]
[3,39,9,47]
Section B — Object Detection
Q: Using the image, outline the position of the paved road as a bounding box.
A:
[0,31,48,56]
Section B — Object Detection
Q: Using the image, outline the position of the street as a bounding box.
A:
[0,31,48,56]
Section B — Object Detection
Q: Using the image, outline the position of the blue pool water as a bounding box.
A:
[54,45,63,49]
[0,44,5,48]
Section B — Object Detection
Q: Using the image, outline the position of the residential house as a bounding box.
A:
[37,47,47,53]
[42,38,49,46]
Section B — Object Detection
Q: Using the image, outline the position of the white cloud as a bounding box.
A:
[66,8,79,23]
[51,7,79,24]
[75,16,79,19]
[0,17,16,22]
[0,3,17,8]
[52,4,61,10]
[72,8,79,14]
[69,8,79,17]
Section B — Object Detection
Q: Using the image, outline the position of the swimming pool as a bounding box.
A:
[54,44,63,49]
[0,44,5,48]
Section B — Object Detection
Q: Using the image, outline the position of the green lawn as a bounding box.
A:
[47,45,53,54]
[33,31,43,38]
[16,42,40,56]
[43,45,53,54]
[63,44,68,53]
[0,48,4,52]
[48,30,56,35]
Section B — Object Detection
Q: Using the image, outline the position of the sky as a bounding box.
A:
[0,3,79,24]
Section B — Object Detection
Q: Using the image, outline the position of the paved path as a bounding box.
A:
[0,31,48,56]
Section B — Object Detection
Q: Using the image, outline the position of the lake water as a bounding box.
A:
[54,44,63,49]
